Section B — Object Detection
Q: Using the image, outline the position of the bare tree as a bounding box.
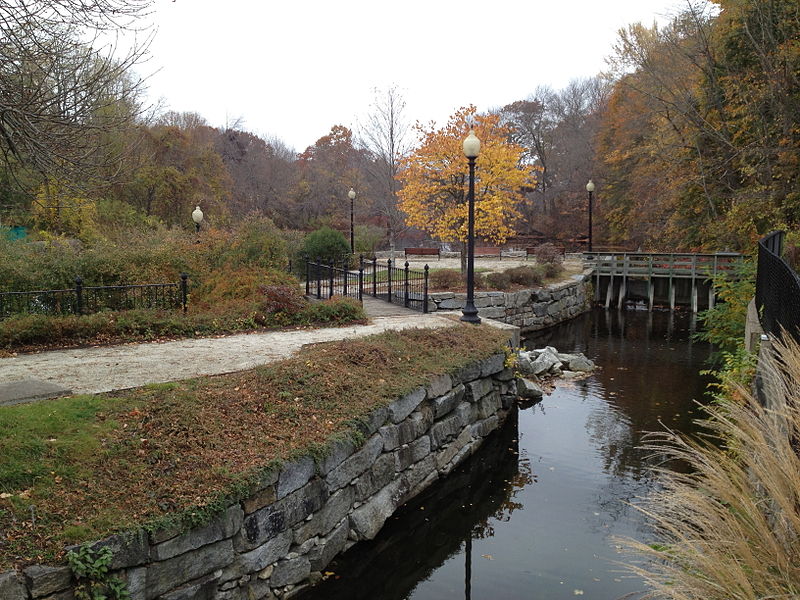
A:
[358,85,410,253]
[0,0,153,197]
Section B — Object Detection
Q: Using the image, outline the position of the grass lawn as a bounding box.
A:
[0,324,510,569]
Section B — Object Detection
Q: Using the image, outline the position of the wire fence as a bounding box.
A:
[0,275,189,320]
[305,257,429,313]
[756,231,800,344]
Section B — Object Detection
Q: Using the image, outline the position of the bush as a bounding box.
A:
[254,285,308,326]
[484,271,511,290]
[504,266,543,288]
[532,243,563,265]
[542,262,563,279]
[429,269,463,291]
[301,227,350,264]
[215,215,288,271]
[300,297,365,325]
[192,267,297,308]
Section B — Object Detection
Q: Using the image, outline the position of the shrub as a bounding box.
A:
[429,269,463,291]
[484,271,511,290]
[192,267,297,308]
[301,227,350,264]
[504,266,543,288]
[254,285,308,326]
[542,262,563,279]
[216,215,288,271]
[532,243,563,265]
[300,297,365,324]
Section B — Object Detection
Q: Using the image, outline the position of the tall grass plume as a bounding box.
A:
[621,336,800,599]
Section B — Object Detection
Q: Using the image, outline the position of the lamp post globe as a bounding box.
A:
[191,205,204,234]
[461,129,481,325]
[348,188,356,254]
[585,180,594,253]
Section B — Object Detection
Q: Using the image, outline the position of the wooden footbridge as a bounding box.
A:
[583,252,742,312]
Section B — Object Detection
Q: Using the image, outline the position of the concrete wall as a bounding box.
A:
[1,354,517,600]
[427,274,592,332]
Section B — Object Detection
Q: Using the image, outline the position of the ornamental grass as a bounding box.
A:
[621,336,800,599]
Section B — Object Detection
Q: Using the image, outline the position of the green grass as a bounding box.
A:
[0,324,512,569]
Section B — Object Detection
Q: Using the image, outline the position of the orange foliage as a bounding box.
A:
[397,106,536,245]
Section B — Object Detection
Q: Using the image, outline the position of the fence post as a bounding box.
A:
[372,256,377,297]
[316,256,322,299]
[358,261,364,302]
[424,264,429,313]
[404,261,410,308]
[342,259,348,297]
[180,273,188,314]
[328,259,335,297]
[75,276,83,315]
[387,259,392,303]
[305,259,310,296]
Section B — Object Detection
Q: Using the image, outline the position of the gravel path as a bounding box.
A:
[0,313,457,396]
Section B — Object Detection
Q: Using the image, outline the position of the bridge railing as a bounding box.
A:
[756,231,800,343]
[583,252,741,279]
[304,257,429,313]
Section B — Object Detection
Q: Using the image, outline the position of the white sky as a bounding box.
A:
[134,0,686,152]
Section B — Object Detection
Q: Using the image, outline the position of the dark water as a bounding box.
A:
[299,308,713,600]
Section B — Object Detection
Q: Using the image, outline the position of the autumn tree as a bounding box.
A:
[358,86,411,254]
[0,0,151,190]
[397,106,535,271]
[599,0,800,250]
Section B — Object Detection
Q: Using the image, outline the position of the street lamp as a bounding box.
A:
[191,205,204,234]
[461,130,481,325]
[585,180,595,253]
[348,187,356,253]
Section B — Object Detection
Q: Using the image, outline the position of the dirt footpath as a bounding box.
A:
[0,314,458,397]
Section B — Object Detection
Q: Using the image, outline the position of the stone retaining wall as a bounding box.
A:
[0,353,516,600]
[427,273,592,332]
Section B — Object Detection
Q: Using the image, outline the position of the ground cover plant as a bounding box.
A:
[0,324,511,569]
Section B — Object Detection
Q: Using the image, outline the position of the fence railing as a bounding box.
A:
[305,257,429,313]
[0,275,189,320]
[756,231,800,344]
[583,252,742,279]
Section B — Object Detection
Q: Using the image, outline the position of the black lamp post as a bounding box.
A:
[461,130,481,325]
[586,180,595,253]
[348,187,356,254]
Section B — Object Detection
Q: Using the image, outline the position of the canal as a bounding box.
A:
[298,308,713,600]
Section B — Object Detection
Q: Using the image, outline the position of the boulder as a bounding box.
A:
[516,377,543,399]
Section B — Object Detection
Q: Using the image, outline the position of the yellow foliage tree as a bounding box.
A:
[397,106,535,262]
[32,180,101,243]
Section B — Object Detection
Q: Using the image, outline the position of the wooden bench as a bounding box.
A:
[404,247,440,260]
[475,247,502,258]
[525,245,565,259]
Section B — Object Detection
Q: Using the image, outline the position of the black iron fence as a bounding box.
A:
[305,256,429,313]
[756,231,800,343]
[0,275,189,320]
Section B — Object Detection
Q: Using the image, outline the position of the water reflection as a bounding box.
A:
[299,308,712,600]
[298,412,526,600]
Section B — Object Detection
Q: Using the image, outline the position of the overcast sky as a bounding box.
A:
[134,0,686,152]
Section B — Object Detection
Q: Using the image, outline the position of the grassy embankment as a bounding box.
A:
[0,324,511,570]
